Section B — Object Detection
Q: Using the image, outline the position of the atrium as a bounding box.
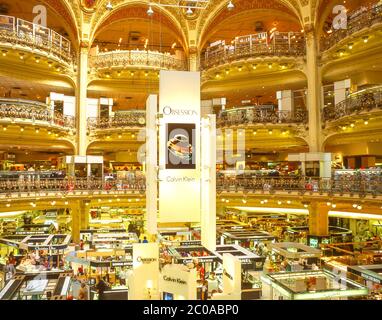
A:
[0,0,381,302]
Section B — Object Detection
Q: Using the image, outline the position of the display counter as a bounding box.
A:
[269,242,322,272]
[218,228,276,248]
[287,226,352,246]
[261,269,368,300]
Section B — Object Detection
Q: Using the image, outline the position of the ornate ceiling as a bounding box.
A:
[4,0,346,51]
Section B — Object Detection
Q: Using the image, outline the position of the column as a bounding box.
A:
[305,30,322,152]
[76,43,89,156]
[145,95,158,235]
[71,204,81,244]
[189,47,199,72]
[308,202,329,236]
[79,200,89,230]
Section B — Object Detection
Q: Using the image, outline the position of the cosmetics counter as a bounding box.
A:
[218,228,276,249]
[261,269,368,300]
[167,245,222,298]
[0,271,73,300]
[268,242,322,273]
[347,264,382,300]
[213,244,266,299]
[286,226,353,247]
[157,227,193,246]
[80,229,139,249]
[66,246,132,299]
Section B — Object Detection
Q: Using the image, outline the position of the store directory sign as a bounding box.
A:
[159,71,201,223]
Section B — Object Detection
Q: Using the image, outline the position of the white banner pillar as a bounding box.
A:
[146,95,158,235]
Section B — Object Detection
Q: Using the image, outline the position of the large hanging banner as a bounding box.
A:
[159,71,201,223]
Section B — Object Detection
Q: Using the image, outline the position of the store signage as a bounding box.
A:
[111,261,133,267]
[180,241,202,246]
[180,258,215,264]
[163,276,187,285]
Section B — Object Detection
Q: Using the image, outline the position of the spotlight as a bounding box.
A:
[19,53,24,60]
[268,129,273,135]
[186,7,193,15]
[268,63,272,69]
[357,205,362,210]
[348,43,353,50]
[147,5,154,16]
[1,50,7,56]
[227,1,234,11]
[326,202,331,206]
[35,128,40,133]
[364,119,369,125]
[20,127,24,132]
[277,201,282,205]
[106,1,113,10]
[238,66,242,72]
[363,36,369,43]
[252,130,257,135]
[252,64,257,70]
[287,200,291,204]
[352,204,357,208]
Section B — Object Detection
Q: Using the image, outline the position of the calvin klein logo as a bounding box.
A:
[163,276,187,285]
[163,106,198,116]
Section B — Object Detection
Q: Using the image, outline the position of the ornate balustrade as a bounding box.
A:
[218,106,308,127]
[202,32,305,70]
[0,15,73,65]
[89,50,187,71]
[323,87,382,123]
[0,98,75,129]
[87,111,146,131]
[0,177,146,195]
[320,3,382,52]
[217,175,382,197]
[1,175,381,198]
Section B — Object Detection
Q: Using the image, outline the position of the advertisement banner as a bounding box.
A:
[158,71,201,223]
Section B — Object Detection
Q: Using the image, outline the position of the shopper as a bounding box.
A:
[78,282,89,300]
[95,276,109,300]
[142,236,148,243]
[201,281,208,300]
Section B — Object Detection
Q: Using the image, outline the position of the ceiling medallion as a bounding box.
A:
[81,0,97,12]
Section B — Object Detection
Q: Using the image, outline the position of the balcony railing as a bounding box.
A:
[87,111,146,131]
[0,15,73,65]
[0,98,75,129]
[0,177,146,195]
[89,50,187,71]
[218,106,308,127]
[320,3,382,52]
[217,176,382,197]
[1,175,381,198]
[323,86,382,122]
[202,32,305,69]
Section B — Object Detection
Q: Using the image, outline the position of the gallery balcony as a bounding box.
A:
[322,86,382,126]
[217,175,382,198]
[0,15,73,67]
[89,49,187,75]
[0,98,75,132]
[0,177,146,200]
[217,106,308,128]
[87,111,146,132]
[320,3,382,53]
[201,32,305,71]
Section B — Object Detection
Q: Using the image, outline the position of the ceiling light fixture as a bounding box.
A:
[106,1,113,10]
[147,5,154,16]
[227,1,234,11]
[186,7,193,15]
